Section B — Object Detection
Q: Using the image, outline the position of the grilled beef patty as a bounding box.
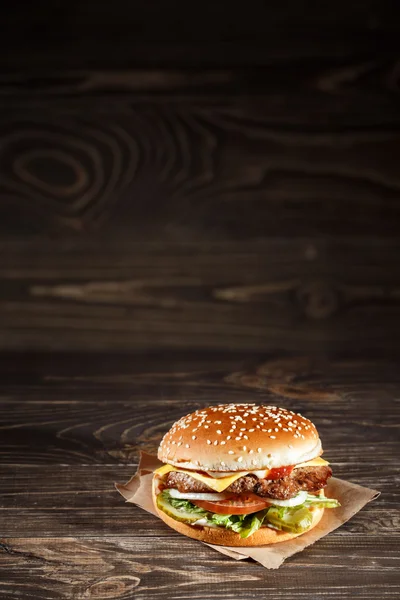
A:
[164,466,332,500]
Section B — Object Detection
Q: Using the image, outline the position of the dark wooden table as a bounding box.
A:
[1,352,399,598]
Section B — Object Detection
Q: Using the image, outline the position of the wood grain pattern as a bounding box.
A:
[1,63,400,353]
[1,93,400,239]
[0,353,399,598]
[1,536,399,600]
[0,9,399,354]
[0,240,400,352]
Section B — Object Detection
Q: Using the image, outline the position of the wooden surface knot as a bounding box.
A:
[297,281,339,319]
[224,357,316,389]
[83,575,140,599]
[267,384,340,402]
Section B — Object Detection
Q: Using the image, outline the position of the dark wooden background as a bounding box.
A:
[1,1,400,598]
[0,1,400,354]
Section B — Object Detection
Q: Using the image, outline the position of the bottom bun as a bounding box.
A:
[152,484,324,547]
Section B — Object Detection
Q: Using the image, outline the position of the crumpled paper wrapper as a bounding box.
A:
[116,452,380,569]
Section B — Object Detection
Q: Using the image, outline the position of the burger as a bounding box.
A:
[153,404,340,546]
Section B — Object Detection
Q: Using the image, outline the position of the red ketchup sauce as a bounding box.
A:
[267,465,294,480]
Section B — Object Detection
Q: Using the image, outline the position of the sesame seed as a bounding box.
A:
[275,428,279,432]
[177,442,182,446]
[249,449,254,454]
[185,444,190,448]
[214,440,219,446]
[228,450,235,455]
[243,435,248,440]
[252,459,257,466]
[270,435,276,439]
[220,441,226,445]
[192,435,197,440]
[235,437,241,441]
[227,436,231,440]
[216,430,222,434]
[257,448,262,453]
[249,429,255,432]
[221,461,226,466]
[237,456,243,462]
[242,446,247,451]
[207,440,212,445]
[204,425,209,429]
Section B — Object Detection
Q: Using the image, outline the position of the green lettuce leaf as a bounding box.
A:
[164,493,208,515]
[238,510,268,538]
[209,512,241,528]
[209,510,269,538]
[158,490,340,538]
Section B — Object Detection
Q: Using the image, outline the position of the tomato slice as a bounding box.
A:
[192,493,270,515]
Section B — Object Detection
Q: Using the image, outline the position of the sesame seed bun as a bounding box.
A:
[152,483,324,546]
[158,404,322,471]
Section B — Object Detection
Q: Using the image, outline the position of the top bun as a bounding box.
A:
[158,404,322,472]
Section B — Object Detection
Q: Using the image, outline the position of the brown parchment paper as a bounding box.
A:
[116,452,380,569]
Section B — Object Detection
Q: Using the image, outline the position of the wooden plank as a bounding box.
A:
[1,350,400,391]
[0,241,399,351]
[1,536,399,600]
[1,1,399,70]
[0,96,400,241]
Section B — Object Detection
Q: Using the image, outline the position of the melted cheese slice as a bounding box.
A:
[154,457,329,493]
[154,464,244,492]
[294,457,329,469]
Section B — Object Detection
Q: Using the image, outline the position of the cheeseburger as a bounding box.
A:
[153,404,340,546]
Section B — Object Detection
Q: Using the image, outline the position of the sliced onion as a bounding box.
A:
[192,518,219,528]
[269,491,308,507]
[168,489,232,501]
